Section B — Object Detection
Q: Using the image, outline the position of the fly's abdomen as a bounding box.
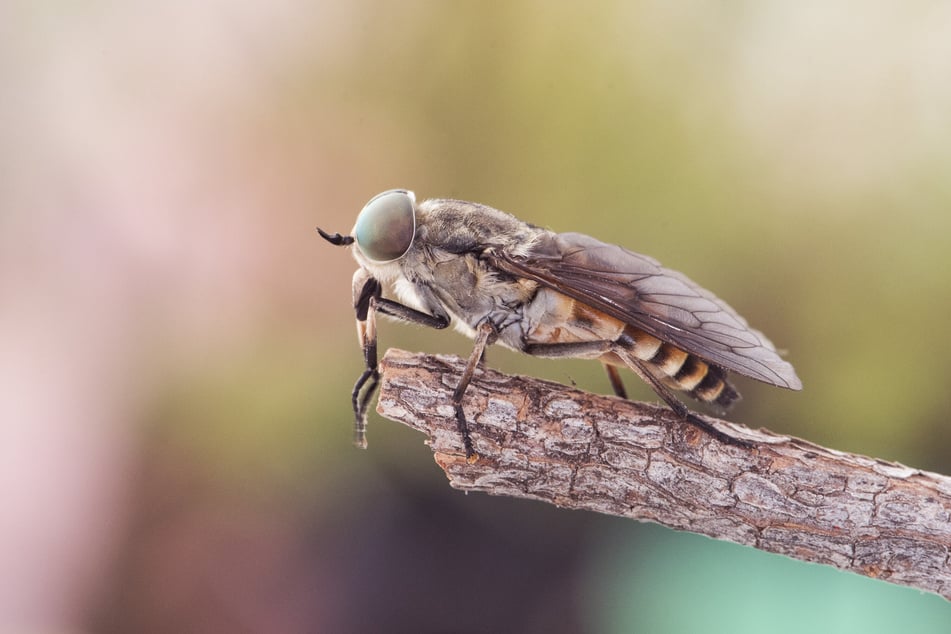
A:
[619,326,740,409]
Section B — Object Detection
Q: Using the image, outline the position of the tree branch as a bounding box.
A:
[376,348,951,600]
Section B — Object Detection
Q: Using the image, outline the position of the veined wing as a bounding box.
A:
[490,231,802,390]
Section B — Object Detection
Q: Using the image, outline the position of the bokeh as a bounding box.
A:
[2,2,951,632]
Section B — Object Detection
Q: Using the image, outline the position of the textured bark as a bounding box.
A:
[376,348,951,600]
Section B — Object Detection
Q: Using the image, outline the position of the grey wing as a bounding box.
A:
[490,231,802,390]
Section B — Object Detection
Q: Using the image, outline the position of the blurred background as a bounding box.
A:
[2,1,951,632]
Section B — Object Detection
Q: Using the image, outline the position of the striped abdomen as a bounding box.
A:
[612,325,740,409]
[527,294,740,409]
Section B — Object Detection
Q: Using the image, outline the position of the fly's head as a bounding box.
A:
[318,189,418,282]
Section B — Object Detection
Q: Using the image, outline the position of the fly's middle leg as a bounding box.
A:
[453,321,498,461]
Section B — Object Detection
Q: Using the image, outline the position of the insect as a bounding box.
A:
[319,189,801,459]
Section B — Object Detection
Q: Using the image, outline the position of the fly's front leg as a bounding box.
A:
[351,270,382,449]
[349,269,451,450]
[453,321,498,461]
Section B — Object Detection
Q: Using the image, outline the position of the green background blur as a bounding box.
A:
[3,2,951,632]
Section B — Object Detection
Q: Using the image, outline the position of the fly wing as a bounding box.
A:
[490,231,802,390]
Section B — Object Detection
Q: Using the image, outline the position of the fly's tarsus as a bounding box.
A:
[351,367,379,449]
[450,322,497,461]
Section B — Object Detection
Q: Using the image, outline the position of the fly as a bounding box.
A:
[319,189,802,459]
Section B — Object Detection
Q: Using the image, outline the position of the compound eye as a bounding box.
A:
[353,190,416,262]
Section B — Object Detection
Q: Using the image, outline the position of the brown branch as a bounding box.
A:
[376,348,951,600]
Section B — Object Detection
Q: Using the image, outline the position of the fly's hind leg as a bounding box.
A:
[614,351,753,448]
[603,364,628,399]
[524,340,619,393]
[524,340,629,397]
[524,338,752,448]
[524,341,628,394]
[523,340,613,359]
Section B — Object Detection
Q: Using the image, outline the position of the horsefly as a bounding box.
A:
[319,190,801,458]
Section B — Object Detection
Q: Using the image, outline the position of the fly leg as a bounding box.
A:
[524,339,751,447]
[351,271,382,449]
[524,341,635,397]
[614,350,753,448]
[453,321,498,461]
[350,269,449,449]
[524,340,618,394]
[524,340,630,398]
[603,364,628,399]
[523,340,613,358]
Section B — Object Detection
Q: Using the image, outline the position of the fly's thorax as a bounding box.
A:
[425,251,541,334]
[389,198,546,334]
[415,198,543,256]
[353,195,545,293]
